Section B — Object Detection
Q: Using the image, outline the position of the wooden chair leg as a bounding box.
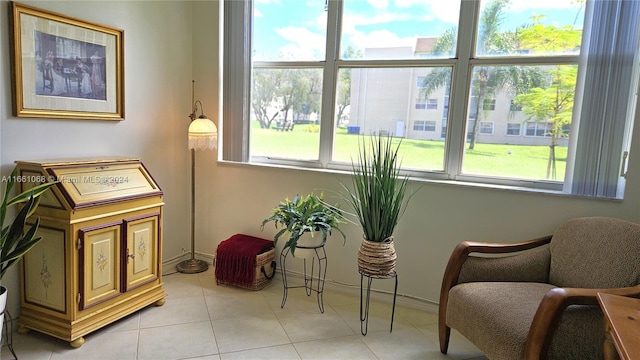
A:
[439,321,451,353]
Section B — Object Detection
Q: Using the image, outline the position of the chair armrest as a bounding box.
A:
[524,284,640,360]
[438,236,552,353]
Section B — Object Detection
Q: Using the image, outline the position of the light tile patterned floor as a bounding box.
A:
[1,268,488,360]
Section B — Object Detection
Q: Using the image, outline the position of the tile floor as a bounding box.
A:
[1,268,487,360]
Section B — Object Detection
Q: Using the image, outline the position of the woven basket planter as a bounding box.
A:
[357,237,397,277]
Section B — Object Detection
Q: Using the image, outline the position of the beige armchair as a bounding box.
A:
[439,217,640,360]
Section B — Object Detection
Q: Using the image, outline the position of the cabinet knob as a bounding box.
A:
[126,249,135,263]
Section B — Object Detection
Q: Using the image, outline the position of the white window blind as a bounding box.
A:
[569,0,640,198]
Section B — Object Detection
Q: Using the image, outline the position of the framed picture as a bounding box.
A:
[10,2,124,120]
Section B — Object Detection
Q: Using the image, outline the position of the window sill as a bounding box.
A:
[216,160,624,202]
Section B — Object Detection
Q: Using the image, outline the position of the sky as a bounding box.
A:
[252,0,586,61]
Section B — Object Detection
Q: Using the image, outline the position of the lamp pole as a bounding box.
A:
[176,81,215,274]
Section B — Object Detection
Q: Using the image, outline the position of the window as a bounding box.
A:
[506,123,521,136]
[479,122,494,135]
[415,97,438,110]
[482,99,496,111]
[525,122,552,137]
[414,120,436,132]
[468,96,478,119]
[224,0,640,198]
[510,100,522,112]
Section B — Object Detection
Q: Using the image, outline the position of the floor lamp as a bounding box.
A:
[176,81,217,274]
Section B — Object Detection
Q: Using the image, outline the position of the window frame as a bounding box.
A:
[224,0,639,198]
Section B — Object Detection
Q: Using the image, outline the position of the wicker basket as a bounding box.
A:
[217,247,276,291]
[357,237,397,277]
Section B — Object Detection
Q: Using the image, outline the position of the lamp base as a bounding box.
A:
[176,258,209,274]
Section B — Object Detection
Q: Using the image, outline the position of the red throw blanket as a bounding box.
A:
[215,234,274,287]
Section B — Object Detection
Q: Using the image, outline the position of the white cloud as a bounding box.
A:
[394,0,418,8]
[315,11,328,32]
[341,1,459,43]
[426,1,460,25]
[368,0,389,9]
[508,0,578,11]
[276,26,325,49]
[254,8,263,18]
[394,0,460,24]
[276,45,320,60]
[341,12,414,36]
[341,1,458,53]
[274,26,326,60]
[348,29,416,50]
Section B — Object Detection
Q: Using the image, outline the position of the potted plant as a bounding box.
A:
[342,135,415,276]
[261,193,346,257]
[1,166,57,337]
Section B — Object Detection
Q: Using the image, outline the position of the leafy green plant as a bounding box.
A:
[261,193,346,255]
[342,135,414,242]
[1,166,57,281]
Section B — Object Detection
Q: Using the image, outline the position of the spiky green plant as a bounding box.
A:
[342,135,413,242]
[261,193,346,255]
[1,166,57,281]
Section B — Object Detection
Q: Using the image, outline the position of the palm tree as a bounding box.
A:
[420,0,543,149]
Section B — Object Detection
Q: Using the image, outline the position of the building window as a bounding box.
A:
[525,122,552,137]
[414,120,436,132]
[224,0,640,198]
[468,96,478,120]
[479,122,494,135]
[510,100,522,111]
[483,99,496,111]
[506,123,521,136]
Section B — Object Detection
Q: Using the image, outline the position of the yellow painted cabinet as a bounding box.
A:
[16,158,166,348]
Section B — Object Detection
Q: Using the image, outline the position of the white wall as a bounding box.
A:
[1,1,195,315]
[2,0,640,323]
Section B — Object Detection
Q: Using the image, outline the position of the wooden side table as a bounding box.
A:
[597,292,640,360]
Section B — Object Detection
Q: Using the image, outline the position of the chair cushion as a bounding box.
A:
[447,282,554,360]
[448,282,605,360]
[549,217,640,288]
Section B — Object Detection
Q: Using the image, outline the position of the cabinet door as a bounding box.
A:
[124,214,159,291]
[78,223,122,310]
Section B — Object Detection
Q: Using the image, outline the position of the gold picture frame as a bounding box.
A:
[10,2,124,120]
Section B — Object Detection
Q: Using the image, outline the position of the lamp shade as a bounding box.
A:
[188,117,218,150]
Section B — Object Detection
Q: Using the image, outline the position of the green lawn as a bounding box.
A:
[251,123,567,181]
